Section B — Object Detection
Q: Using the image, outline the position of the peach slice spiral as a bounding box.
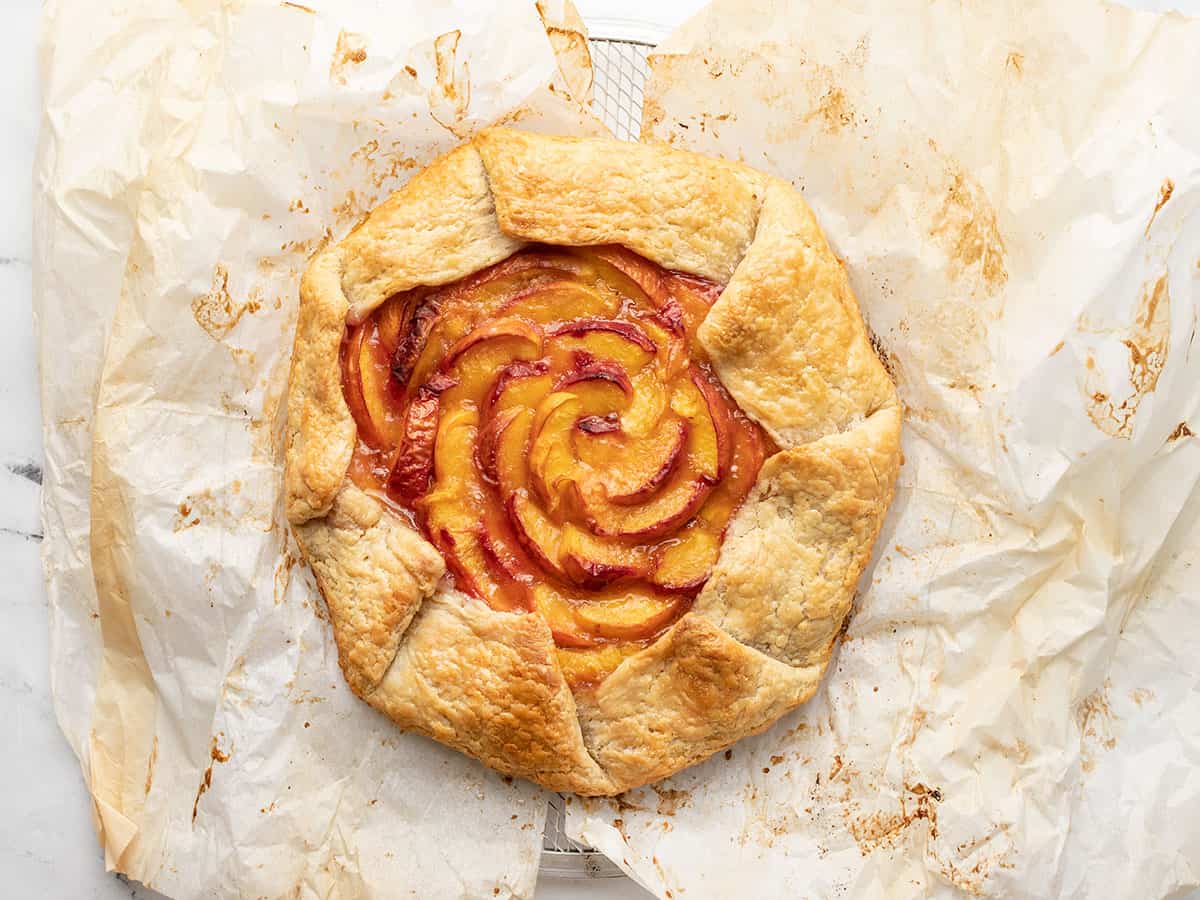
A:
[342,246,769,686]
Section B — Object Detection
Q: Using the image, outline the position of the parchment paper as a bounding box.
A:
[35,1,601,896]
[36,0,1200,898]
[565,1,1200,898]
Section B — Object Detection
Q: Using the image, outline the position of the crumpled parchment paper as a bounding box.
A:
[35,1,601,896]
[36,0,1200,897]
[564,1,1200,898]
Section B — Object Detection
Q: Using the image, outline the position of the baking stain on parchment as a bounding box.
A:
[785,748,944,856]
[1129,687,1156,707]
[1083,274,1169,438]
[652,786,693,816]
[144,736,159,796]
[174,481,275,535]
[332,190,370,227]
[939,824,1017,896]
[274,544,298,606]
[429,31,472,137]
[350,138,420,190]
[1077,680,1117,774]
[1168,421,1195,442]
[330,30,367,86]
[192,265,262,341]
[848,783,940,855]
[280,227,334,261]
[806,84,856,134]
[251,324,295,468]
[929,167,1008,294]
[191,733,231,825]
[867,327,899,381]
[383,65,422,103]
[1145,178,1175,237]
[535,1,594,102]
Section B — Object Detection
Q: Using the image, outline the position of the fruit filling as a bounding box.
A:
[341,246,772,686]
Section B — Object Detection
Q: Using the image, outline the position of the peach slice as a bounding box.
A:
[431,526,483,598]
[345,320,404,446]
[573,471,712,539]
[502,279,620,324]
[530,585,600,649]
[589,246,669,306]
[403,307,470,395]
[476,406,522,485]
[691,368,735,479]
[459,249,584,296]
[507,492,570,581]
[375,293,411,356]
[487,358,551,411]
[559,524,648,589]
[572,589,686,641]
[389,295,440,386]
[424,407,479,504]
[576,417,689,505]
[477,511,534,612]
[555,643,643,688]
[635,316,689,384]
[528,392,582,514]
[549,318,656,350]
[655,298,687,336]
[387,386,442,505]
[577,413,621,435]
[421,410,519,608]
[493,406,534,498]
[669,377,720,483]
[672,271,724,306]
[343,324,376,443]
[434,526,522,613]
[619,368,670,439]
[560,380,628,425]
[441,317,544,399]
[688,414,769,533]
[549,319,657,363]
[442,317,543,369]
[478,520,531,584]
[651,525,721,593]
[556,353,634,398]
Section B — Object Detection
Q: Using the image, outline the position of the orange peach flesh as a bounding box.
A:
[341,246,772,688]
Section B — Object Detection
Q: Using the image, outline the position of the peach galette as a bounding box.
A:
[285,128,901,794]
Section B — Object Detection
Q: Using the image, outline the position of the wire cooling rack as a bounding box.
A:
[540,792,624,878]
[537,34,654,880]
[588,38,653,141]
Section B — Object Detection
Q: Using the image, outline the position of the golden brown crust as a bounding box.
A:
[284,128,902,795]
[284,250,356,524]
[293,484,444,695]
[474,128,767,283]
[339,143,523,322]
[578,615,821,792]
[369,592,616,795]
[693,405,901,667]
[699,178,897,447]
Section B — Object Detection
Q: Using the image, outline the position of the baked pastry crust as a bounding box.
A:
[285,128,901,795]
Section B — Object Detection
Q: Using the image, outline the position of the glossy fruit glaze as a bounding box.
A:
[341,246,772,686]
